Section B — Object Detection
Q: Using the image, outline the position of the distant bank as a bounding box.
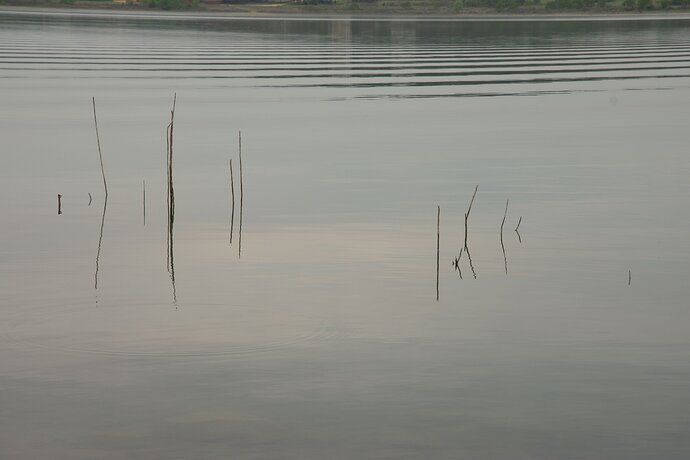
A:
[1,0,690,15]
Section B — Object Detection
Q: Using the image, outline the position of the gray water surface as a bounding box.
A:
[1,9,690,459]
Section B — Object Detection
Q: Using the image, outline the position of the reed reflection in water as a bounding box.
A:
[166,94,177,306]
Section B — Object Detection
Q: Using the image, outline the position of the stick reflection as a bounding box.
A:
[452,247,463,279]
[436,205,440,301]
[500,199,508,275]
[229,158,235,245]
[515,216,523,243]
[94,194,107,290]
[166,94,177,306]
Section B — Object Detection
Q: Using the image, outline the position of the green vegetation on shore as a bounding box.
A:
[0,0,200,10]
[1,0,689,13]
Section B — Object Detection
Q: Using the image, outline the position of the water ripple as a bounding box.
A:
[1,12,689,99]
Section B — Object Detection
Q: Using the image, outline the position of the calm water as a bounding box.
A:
[1,8,690,459]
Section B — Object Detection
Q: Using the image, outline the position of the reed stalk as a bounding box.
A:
[92,97,108,199]
[464,185,478,250]
[238,131,243,259]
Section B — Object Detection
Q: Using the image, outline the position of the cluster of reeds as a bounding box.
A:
[72,96,639,305]
[438,185,524,299]
[84,94,250,305]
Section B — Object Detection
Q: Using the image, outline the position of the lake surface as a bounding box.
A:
[1,8,690,459]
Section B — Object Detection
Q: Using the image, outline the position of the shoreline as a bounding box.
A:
[0,3,690,21]
[2,1,690,18]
